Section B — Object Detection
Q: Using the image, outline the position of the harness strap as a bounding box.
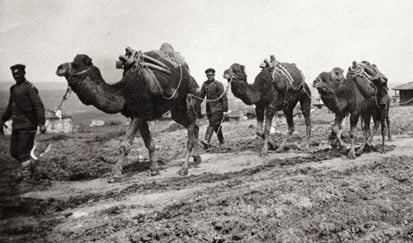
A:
[272,64,295,85]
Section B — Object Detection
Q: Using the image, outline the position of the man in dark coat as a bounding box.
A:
[200,68,228,148]
[0,64,46,179]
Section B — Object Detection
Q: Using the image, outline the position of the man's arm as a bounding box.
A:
[217,82,228,112]
[27,86,46,126]
[200,82,206,101]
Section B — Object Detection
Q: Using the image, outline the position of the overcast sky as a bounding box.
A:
[0,0,412,90]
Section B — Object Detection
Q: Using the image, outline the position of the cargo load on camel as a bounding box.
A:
[116,43,188,98]
[347,61,389,105]
[260,55,305,91]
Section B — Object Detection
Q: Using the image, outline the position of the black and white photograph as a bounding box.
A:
[0,0,412,242]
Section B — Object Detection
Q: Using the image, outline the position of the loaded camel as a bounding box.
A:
[346,62,390,153]
[224,56,312,155]
[312,64,388,158]
[56,47,201,182]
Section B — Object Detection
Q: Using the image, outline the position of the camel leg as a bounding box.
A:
[348,114,359,159]
[260,106,275,156]
[357,114,371,155]
[386,107,392,142]
[171,105,199,176]
[191,123,201,165]
[255,106,265,138]
[138,119,160,176]
[109,117,140,182]
[300,95,312,151]
[177,122,200,176]
[186,96,202,164]
[276,109,294,153]
[368,119,379,144]
[380,105,387,153]
[332,115,347,150]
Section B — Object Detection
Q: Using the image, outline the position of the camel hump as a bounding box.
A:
[272,62,305,89]
[152,43,187,68]
[160,43,175,53]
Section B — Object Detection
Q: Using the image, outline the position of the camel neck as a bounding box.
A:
[68,74,126,114]
[231,80,261,105]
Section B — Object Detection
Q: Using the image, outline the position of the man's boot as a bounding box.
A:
[201,126,214,149]
[217,127,225,145]
[21,159,33,182]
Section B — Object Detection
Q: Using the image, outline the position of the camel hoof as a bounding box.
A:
[148,166,160,176]
[177,167,188,176]
[256,132,264,139]
[275,147,284,153]
[107,176,121,183]
[268,140,277,150]
[339,145,347,153]
[348,151,356,160]
[193,155,202,167]
[302,146,312,153]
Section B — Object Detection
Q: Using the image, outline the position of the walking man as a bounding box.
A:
[0,64,46,180]
[200,68,228,148]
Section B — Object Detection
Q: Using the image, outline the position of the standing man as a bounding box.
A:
[0,64,46,180]
[200,68,228,148]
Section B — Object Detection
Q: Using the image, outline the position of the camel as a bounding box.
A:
[56,51,202,181]
[348,66,390,154]
[224,57,312,155]
[368,86,391,143]
[312,67,386,158]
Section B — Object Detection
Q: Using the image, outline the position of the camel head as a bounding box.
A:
[56,54,104,86]
[228,63,247,83]
[223,69,232,81]
[313,67,344,93]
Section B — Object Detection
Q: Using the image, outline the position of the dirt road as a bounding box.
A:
[0,107,412,242]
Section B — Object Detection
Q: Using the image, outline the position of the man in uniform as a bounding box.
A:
[0,64,47,180]
[200,68,228,148]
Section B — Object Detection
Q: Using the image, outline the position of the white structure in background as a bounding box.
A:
[90,120,105,127]
[3,109,73,134]
[55,109,63,119]
[45,109,73,133]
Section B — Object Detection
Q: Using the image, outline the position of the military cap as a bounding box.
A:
[10,64,26,74]
[205,68,215,74]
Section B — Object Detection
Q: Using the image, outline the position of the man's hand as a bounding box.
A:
[39,125,47,134]
[0,121,4,135]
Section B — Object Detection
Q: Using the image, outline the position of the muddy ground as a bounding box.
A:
[0,106,412,242]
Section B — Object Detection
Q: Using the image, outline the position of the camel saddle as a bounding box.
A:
[269,56,304,91]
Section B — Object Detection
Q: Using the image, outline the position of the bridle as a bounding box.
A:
[66,63,91,79]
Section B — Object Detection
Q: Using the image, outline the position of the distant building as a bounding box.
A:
[392,82,413,106]
[45,109,73,133]
[90,120,105,127]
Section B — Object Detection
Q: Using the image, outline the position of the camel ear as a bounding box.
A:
[241,65,245,72]
[85,56,93,66]
[352,61,358,68]
[331,67,344,82]
[333,67,344,76]
[270,55,275,63]
[74,54,92,66]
